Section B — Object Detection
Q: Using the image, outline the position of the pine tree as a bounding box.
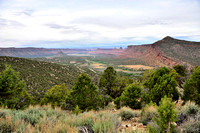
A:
[183,66,200,105]
[41,83,69,109]
[114,84,142,109]
[143,67,179,105]
[99,66,117,98]
[70,73,103,111]
[173,64,186,77]
[0,65,32,109]
[153,96,177,133]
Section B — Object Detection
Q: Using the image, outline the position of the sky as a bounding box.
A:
[0,0,200,48]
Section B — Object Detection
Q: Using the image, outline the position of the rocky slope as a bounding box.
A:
[120,36,200,67]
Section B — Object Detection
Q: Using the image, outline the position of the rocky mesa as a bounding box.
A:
[119,36,200,67]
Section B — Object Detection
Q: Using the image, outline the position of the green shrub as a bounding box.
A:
[184,102,199,115]
[73,105,82,115]
[141,92,151,105]
[119,107,140,120]
[92,112,121,133]
[41,84,70,109]
[181,120,200,133]
[0,119,13,133]
[104,102,116,110]
[153,96,177,133]
[0,115,27,133]
[45,107,63,118]
[173,64,186,77]
[177,102,199,126]
[75,113,95,132]
[74,111,121,133]
[183,66,200,105]
[9,107,45,126]
[0,109,11,118]
[114,97,121,109]
[143,67,179,105]
[70,73,103,111]
[115,84,142,109]
[176,110,188,126]
[0,65,32,109]
[147,122,160,133]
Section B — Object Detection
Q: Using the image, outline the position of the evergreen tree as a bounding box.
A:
[173,64,186,77]
[99,66,117,98]
[173,64,187,88]
[152,96,177,133]
[110,76,132,99]
[143,67,179,105]
[0,65,32,109]
[70,73,103,111]
[114,84,142,109]
[183,66,200,105]
[14,89,32,110]
[41,83,69,109]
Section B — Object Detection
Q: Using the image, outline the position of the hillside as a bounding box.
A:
[154,36,200,66]
[0,56,95,102]
[121,36,200,67]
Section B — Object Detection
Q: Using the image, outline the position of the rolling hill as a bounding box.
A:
[0,56,95,102]
[120,36,200,67]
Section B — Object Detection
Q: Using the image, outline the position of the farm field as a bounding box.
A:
[34,55,151,78]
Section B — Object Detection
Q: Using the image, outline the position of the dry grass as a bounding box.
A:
[91,63,106,69]
[119,65,153,70]
[0,105,121,133]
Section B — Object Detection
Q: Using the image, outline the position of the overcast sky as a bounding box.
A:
[0,0,200,48]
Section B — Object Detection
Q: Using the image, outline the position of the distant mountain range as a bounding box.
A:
[0,36,200,67]
[0,47,89,58]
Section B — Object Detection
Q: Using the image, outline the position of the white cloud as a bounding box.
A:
[0,0,199,47]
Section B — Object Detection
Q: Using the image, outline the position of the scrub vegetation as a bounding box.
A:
[0,56,200,132]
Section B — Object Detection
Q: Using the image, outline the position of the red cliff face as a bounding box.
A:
[140,44,181,67]
[118,44,180,67]
[118,36,200,67]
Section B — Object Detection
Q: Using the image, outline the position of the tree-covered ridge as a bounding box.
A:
[156,37,200,66]
[0,56,95,103]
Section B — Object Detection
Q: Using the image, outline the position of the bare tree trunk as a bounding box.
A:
[166,121,170,133]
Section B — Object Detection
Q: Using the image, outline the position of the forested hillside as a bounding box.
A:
[0,56,95,102]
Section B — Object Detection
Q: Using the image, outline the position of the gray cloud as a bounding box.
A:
[45,23,77,30]
[73,17,171,29]
[0,18,24,27]
[45,23,99,36]
[14,9,35,16]
[0,0,199,48]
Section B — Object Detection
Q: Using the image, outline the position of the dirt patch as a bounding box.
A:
[70,61,76,64]
[119,65,153,70]
[91,63,106,69]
